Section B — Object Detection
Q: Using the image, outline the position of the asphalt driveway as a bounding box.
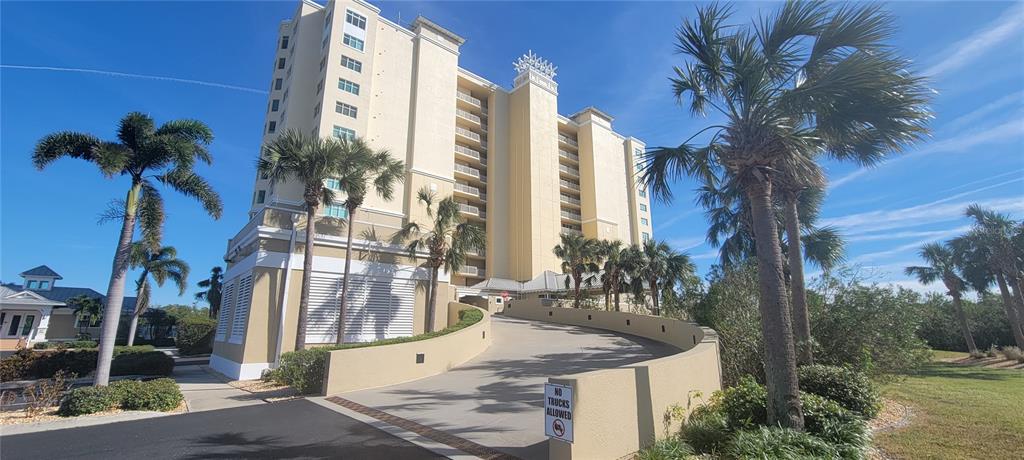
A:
[0,399,442,460]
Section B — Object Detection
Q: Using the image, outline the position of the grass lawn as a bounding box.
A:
[875,357,1023,459]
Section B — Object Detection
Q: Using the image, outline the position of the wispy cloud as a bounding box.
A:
[942,91,1024,133]
[925,4,1024,77]
[655,208,701,232]
[821,196,1024,236]
[847,226,971,243]
[667,236,704,252]
[0,64,267,94]
[849,228,967,263]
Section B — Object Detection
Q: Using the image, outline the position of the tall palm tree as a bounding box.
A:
[398,187,485,332]
[552,233,602,309]
[126,243,189,346]
[640,2,930,428]
[629,240,696,316]
[68,295,103,336]
[33,112,222,386]
[905,242,979,354]
[195,266,224,319]
[598,240,625,311]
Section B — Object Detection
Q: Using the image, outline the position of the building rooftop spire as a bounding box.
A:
[513,50,557,80]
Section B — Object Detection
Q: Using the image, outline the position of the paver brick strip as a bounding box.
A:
[326,395,523,460]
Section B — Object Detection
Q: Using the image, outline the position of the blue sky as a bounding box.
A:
[2,1,1022,307]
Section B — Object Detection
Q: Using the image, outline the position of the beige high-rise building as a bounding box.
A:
[211,0,653,379]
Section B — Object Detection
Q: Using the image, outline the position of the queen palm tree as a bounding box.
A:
[906,242,979,354]
[33,112,222,386]
[126,243,189,346]
[68,295,103,336]
[195,266,224,319]
[398,187,485,332]
[640,2,930,428]
[552,233,602,309]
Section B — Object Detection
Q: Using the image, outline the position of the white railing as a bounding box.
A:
[455,182,483,198]
[455,144,482,160]
[560,194,581,206]
[455,126,482,142]
[558,134,579,147]
[458,265,483,276]
[467,247,486,257]
[560,179,580,191]
[559,150,579,162]
[456,108,482,124]
[454,163,482,179]
[561,210,582,221]
[559,164,580,176]
[561,228,583,236]
[457,90,482,107]
[458,203,486,218]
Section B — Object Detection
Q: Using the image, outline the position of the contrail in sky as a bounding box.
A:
[0,64,267,95]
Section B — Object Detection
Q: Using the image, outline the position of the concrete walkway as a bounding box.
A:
[337,315,678,459]
[173,365,265,412]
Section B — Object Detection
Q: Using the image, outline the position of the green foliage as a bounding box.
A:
[268,308,484,394]
[109,351,174,376]
[718,377,769,429]
[0,349,37,381]
[1001,346,1024,363]
[635,436,695,460]
[681,405,730,454]
[799,365,881,418]
[724,427,838,460]
[33,340,98,350]
[689,262,765,386]
[175,315,216,355]
[60,378,182,416]
[918,293,1014,351]
[58,386,120,416]
[1,346,167,380]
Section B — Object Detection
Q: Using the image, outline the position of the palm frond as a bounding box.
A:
[157,168,223,219]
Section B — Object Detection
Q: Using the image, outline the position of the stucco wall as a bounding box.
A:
[45,314,77,340]
[322,302,491,395]
[503,299,722,460]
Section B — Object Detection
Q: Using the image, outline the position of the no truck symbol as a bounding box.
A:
[552,419,565,437]
[544,383,573,443]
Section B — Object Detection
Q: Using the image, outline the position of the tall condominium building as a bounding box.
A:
[211,0,653,379]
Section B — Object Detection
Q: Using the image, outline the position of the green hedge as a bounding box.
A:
[0,346,172,380]
[799,364,881,418]
[33,340,98,350]
[59,378,182,416]
[267,308,485,394]
[176,316,216,356]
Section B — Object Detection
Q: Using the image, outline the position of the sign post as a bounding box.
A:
[544,382,573,443]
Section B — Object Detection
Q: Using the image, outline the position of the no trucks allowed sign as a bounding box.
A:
[544,383,573,443]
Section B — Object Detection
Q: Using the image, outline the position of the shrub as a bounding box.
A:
[1000,346,1024,363]
[681,405,730,454]
[31,350,98,378]
[113,378,183,411]
[635,436,695,460]
[798,365,881,418]
[175,316,216,355]
[0,349,37,381]
[987,345,999,358]
[58,386,119,416]
[110,351,175,376]
[724,426,838,459]
[717,377,768,429]
[800,393,868,454]
[113,345,156,355]
[917,293,1015,352]
[23,370,75,416]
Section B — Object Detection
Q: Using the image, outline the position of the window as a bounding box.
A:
[274,78,283,90]
[325,178,341,189]
[338,78,360,95]
[256,190,266,204]
[7,315,22,336]
[316,79,324,95]
[634,147,643,157]
[26,280,38,289]
[639,189,647,198]
[346,10,367,29]
[39,281,50,290]
[319,56,327,71]
[341,55,362,72]
[21,315,34,336]
[642,232,650,242]
[271,99,280,112]
[333,125,355,140]
[641,217,649,226]
[268,121,277,134]
[324,203,348,218]
[336,102,357,118]
[343,34,364,51]
[639,204,647,212]
[277,57,286,69]
[281,36,289,49]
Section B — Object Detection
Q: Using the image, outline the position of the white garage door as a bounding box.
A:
[306,274,416,344]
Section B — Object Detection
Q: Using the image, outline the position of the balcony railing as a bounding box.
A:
[457,90,482,107]
[455,182,485,199]
[455,144,482,161]
[458,265,483,277]
[558,134,579,147]
[454,163,483,179]
[456,108,482,124]
[455,126,481,142]
[560,194,581,206]
[559,164,580,176]
[467,247,486,257]
[458,203,486,218]
[559,150,579,162]
[561,210,582,221]
[559,179,580,191]
[561,228,583,236]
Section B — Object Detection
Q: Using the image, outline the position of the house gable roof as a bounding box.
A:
[20,265,63,279]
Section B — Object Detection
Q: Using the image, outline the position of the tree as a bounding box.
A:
[195,266,224,319]
[628,240,695,316]
[640,2,930,428]
[33,112,222,386]
[598,240,625,311]
[905,242,979,354]
[552,233,601,309]
[398,187,485,332]
[127,243,189,346]
[68,295,103,336]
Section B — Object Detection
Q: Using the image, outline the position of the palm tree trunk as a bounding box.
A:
[425,266,440,332]
[573,272,582,308]
[783,194,813,365]
[295,207,317,350]
[1011,276,1024,329]
[126,313,140,347]
[94,182,141,386]
[613,278,621,312]
[337,208,357,345]
[649,279,660,316]
[950,291,978,354]
[996,272,1024,348]
[746,178,804,430]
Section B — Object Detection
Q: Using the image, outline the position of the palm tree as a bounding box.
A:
[195,266,224,319]
[905,242,979,354]
[639,3,931,428]
[68,295,103,336]
[398,187,485,332]
[126,243,189,346]
[552,233,602,309]
[630,240,695,316]
[33,112,222,386]
[598,240,625,311]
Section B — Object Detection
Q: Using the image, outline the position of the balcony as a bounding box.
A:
[455,126,482,143]
[559,164,580,177]
[454,163,486,182]
[561,210,582,221]
[454,182,485,200]
[455,144,483,162]
[456,108,482,125]
[561,227,583,236]
[558,134,579,148]
[458,202,487,219]
[458,265,484,277]
[467,247,486,258]
[559,150,579,162]
[559,179,580,191]
[457,90,482,107]
[560,194,581,206]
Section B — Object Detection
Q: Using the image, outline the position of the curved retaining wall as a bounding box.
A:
[504,299,722,460]
[322,302,491,395]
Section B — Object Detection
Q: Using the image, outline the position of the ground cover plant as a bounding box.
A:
[58,378,183,416]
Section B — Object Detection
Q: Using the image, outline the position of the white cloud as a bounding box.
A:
[820,196,1024,236]
[667,236,705,252]
[925,4,1024,77]
[691,249,719,261]
[847,226,971,243]
[942,91,1024,133]
[0,64,267,94]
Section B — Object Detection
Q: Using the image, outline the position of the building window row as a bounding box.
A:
[324,203,348,218]
[639,203,647,212]
[270,99,279,112]
[640,217,649,226]
[325,178,342,190]
[346,10,367,29]
[341,55,362,73]
[343,34,364,51]
[274,78,283,90]
[280,36,289,49]
[336,102,357,118]
[267,121,277,134]
[642,232,650,242]
[316,79,324,95]
[338,78,360,95]
[333,125,355,140]
[277,57,286,69]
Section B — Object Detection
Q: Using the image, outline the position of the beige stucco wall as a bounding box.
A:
[322,302,490,395]
[503,299,721,460]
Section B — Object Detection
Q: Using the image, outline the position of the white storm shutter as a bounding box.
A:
[305,275,342,344]
[215,282,236,340]
[229,274,253,342]
[343,275,415,343]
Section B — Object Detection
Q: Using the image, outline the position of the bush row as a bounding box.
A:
[0,346,172,381]
[59,378,183,416]
[175,316,216,356]
[33,340,99,350]
[265,308,485,394]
